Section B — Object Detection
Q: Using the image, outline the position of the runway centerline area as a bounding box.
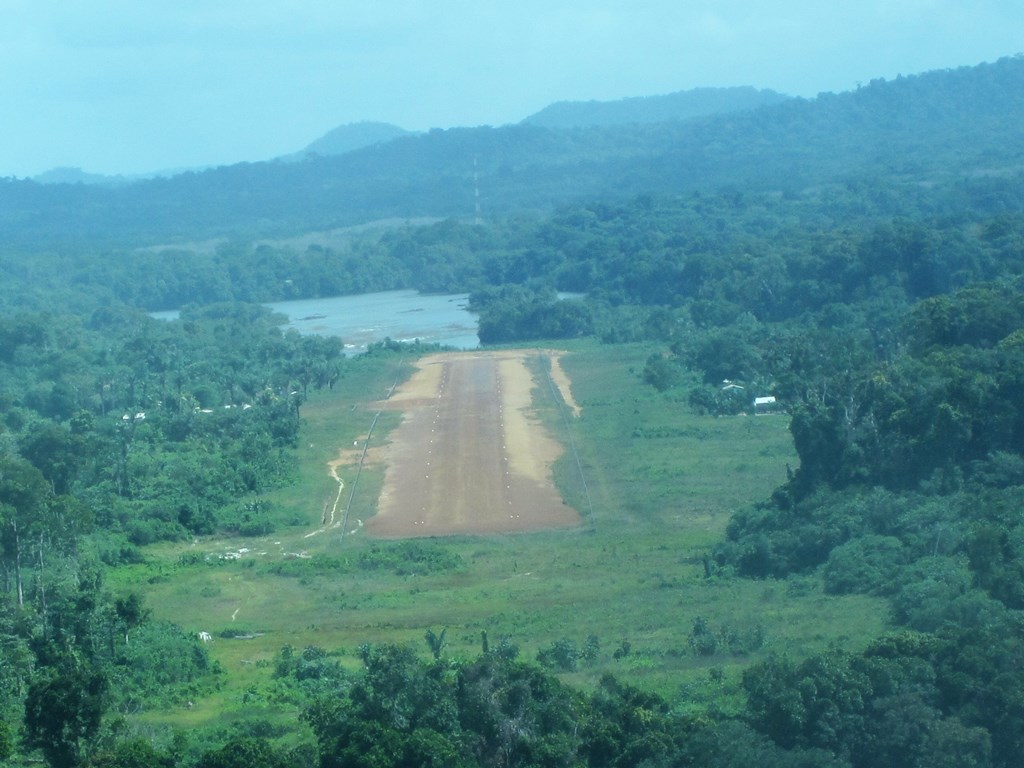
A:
[366,351,581,537]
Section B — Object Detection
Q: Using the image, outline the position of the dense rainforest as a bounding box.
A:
[2,56,1024,766]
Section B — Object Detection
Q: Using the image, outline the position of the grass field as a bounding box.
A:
[115,340,887,735]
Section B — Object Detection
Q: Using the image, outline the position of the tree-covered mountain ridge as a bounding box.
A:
[275,121,415,163]
[2,55,1022,248]
[519,85,791,128]
[26,87,784,186]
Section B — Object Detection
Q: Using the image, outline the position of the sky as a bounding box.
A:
[2,1,1022,178]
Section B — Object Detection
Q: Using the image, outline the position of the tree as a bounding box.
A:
[20,424,84,496]
[642,353,681,392]
[743,651,873,757]
[114,592,149,645]
[196,737,289,768]
[0,456,51,607]
[0,720,12,762]
[823,535,906,596]
[23,658,107,768]
[424,627,448,661]
[88,739,174,768]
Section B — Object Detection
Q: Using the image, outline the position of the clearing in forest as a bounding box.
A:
[365,350,581,537]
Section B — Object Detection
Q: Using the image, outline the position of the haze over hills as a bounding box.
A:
[28,88,783,182]
[3,57,1024,248]
[277,121,415,163]
[31,167,135,187]
[29,165,214,187]
[28,123,414,186]
[520,86,790,128]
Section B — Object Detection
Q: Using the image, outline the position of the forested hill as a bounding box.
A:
[520,86,790,128]
[1,56,1023,250]
[278,121,414,162]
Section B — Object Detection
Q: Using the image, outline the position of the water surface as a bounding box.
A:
[266,290,478,354]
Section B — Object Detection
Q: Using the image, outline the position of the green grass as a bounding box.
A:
[115,341,887,734]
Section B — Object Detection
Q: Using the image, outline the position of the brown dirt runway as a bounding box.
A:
[365,350,581,537]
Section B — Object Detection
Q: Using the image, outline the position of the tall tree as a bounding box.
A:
[0,457,50,608]
[23,657,107,768]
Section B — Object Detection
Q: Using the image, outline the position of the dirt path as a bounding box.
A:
[365,350,581,537]
[548,353,581,417]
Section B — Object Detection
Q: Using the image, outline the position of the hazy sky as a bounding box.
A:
[2,1,1022,177]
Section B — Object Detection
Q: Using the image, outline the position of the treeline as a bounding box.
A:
[67,633,1001,768]
[652,280,1024,768]
[710,280,1024,580]
[2,57,1023,249]
[0,583,215,768]
[1,303,344,554]
[0,302,354,765]
[6,163,1024,323]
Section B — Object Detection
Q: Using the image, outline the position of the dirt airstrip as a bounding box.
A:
[363,350,581,537]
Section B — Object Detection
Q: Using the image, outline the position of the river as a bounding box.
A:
[153,290,479,355]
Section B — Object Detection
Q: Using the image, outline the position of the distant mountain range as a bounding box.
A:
[521,86,790,128]
[31,167,135,187]
[31,87,789,185]
[7,57,1024,248]
[277,121,415,163]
